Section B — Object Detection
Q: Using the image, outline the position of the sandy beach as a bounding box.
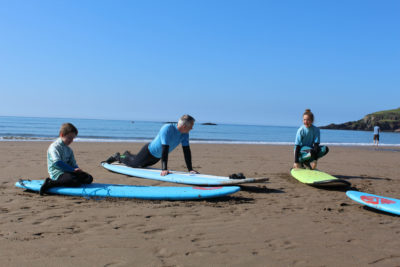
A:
[1,141,400,266]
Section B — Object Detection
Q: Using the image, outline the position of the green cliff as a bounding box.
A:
[321,108,400,132]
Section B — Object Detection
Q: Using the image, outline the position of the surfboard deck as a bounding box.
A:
[290,168,350,187]
[15,180,240,200]
[102,163,269,186]
[346,190,400,215]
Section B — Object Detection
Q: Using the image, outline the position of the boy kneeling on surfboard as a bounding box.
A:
[105,114,199,177]
[40,123,93,195]
[293,109,329,170]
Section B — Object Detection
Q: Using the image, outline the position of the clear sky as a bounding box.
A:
[0,0,399,126]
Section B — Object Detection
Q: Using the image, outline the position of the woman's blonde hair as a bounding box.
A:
[303,109,314,122]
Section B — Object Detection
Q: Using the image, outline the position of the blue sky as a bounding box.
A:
[0,0,399,126]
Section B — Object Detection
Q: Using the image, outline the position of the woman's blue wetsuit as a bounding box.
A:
[294,125,329,164]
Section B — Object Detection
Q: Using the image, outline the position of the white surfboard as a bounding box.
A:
[102,163,268,186]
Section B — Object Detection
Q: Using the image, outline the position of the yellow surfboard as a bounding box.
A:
[290,168,350,187]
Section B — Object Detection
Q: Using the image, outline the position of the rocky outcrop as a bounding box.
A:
[321,108,400,132]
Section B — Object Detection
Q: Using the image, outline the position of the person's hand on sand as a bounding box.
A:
[161,170,170,176]
[74,168,83,173]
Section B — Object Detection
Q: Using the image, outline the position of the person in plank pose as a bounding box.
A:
[106,114,199,176]
[293,109,329,170]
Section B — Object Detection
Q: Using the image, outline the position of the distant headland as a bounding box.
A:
[321,107,400,132]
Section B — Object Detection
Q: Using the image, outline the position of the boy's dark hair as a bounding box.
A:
[59,123,78,136]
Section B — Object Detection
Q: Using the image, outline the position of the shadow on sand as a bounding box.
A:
[239,185,285,194]
[362,206,400,217]
[311,184,354,192]
[334,175,392,181]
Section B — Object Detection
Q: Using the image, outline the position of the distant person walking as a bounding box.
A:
[293,109,329,170]
[373,125,380,146]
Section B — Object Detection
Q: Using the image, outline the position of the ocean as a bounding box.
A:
[1,116,400,146]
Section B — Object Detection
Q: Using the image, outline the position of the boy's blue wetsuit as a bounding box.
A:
[294,125,328,164]
[42,138,93,194]
[48,138,79,180]
[121,124,193,171]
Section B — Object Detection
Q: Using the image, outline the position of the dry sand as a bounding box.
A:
[1,141,400,266]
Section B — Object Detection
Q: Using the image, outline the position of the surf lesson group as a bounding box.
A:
[16,108,400,215]
[29,109,327,194]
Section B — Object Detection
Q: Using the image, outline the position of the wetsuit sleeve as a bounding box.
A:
[69,152,78,169]
[295,128,303,146]
[182,146,193,171]
[312,126,321,159]
[309,143,321,160]
[54,160,76,172]
[161,145,169,170]
[181,134,189,146]
[314,127,320,144]
[294,145,301,163]
[313,143,320,151]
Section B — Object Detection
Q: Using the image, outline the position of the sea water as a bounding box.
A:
[1,116,400,146]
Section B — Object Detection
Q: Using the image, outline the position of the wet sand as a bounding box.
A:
[1,141,400,266]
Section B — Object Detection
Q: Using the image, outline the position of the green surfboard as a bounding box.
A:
[290,168,350,187]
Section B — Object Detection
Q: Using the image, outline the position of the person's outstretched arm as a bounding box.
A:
[293,145,301,168]
[183,146,199,173]
[160,145,170,176]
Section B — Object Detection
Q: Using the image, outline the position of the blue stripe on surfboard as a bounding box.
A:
[15,180,240,200]
[102,163,268,186]
[346,190,400,216]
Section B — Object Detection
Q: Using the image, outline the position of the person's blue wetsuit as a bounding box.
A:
[120,124,193,171]
[294,125,329,165]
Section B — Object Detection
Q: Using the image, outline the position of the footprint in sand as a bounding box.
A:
[143,228,165,234]
[103,261,127,267]
[266,239,298,251]
[156,247,177,258]
[369,255,400,265]
[0,208,9,213]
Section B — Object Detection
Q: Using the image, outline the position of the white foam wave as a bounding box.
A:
[1,136,399,147]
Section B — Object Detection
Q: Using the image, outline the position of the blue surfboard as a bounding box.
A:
[15,180,240,200]
[102,163,268,186]
[346,190,400,215]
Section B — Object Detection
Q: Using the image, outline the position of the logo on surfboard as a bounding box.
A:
[360,196,396,205]
[192,187,223,190]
